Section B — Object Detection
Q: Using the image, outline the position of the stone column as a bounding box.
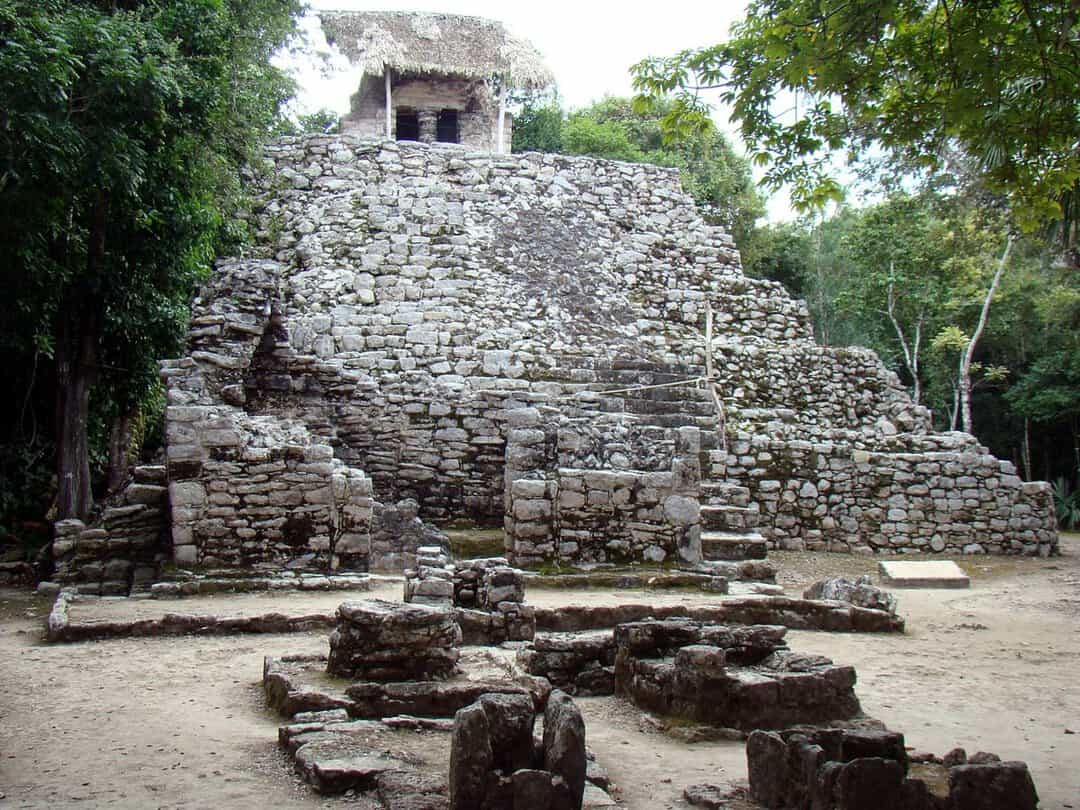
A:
[418,110,437,144]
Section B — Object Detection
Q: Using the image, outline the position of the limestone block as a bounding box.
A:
[543,690,586,809]
[664,495,699,526]
[449,703,492,810]
[326,600,461,681]
[174,545,198,565]
[169,481,206,508]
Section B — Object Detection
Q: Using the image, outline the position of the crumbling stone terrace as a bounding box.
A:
[746,726,1039,810]
[146,134,1053,581]
[613,619,860,731]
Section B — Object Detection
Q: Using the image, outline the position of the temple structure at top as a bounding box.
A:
[321,10,554,153]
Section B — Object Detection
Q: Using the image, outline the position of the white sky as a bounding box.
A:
[283,1,798,221]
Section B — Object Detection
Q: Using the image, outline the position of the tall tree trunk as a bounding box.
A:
[1072,415,1080,479]
[1021,417,1032,481]
[55,192,107,520]
[107,407,135,494]
[55,305,97,520]
[959,234,1014,434]
[885,277,923,404]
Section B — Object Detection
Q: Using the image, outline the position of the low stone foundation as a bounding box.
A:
[614,619,860,730]
[264,653,538,719]
[533,596,905,634]
[747,726,1039,810]
[47,590,336,643]
[449,690,587,810]
[326,600,461,681]
[517,631,616,696]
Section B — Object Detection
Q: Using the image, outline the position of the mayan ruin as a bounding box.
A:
[1,5,1077,810]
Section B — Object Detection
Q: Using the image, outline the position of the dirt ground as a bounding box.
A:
[1,539,1078,809]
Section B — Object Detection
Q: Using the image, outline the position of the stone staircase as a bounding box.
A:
[52,464,169,595]
[699,455,768,561]
[534,359,772,563]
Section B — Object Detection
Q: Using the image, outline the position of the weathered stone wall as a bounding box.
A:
[159,134,1056,566]
[51,466,168,594]
[716,434,1056,555]
[503,410,704,565]
[160,257,375,569]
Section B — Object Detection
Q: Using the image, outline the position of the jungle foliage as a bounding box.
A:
[0,0,302,547]
[744,192,1080,512]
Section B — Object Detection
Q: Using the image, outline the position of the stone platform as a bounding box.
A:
[878,560,971,588]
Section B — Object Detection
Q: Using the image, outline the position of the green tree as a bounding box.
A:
[740,221,813,295]
[0,0,300,522]
[511,97,565,154]
[838,195,953,404]
[631,0,1080,242]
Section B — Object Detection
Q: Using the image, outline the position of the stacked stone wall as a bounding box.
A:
[51,466,169,594]
[155,135,1057,567]
[717,434,1056,555]
[503,409,704,565]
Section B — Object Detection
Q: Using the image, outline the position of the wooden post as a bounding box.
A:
[496,77,507,154]
[704,300,714,380]
[384,69,392,140]
[704,300,727,454]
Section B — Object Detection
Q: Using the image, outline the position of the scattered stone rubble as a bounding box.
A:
[746,726,1039,810]
[51,465,167,594]
[803,574,899,614]
[0,560,34,587]
[406,555,536,644]
[403,545,455,605]
[614,619,860,731]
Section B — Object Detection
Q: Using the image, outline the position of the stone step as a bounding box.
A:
[124,483,167,506]
[700,481,751,506]
[627,414,717,429]
[700,531,768,561]
[623,399,716,417]
[133,465,167,485]
[700,504,760,531]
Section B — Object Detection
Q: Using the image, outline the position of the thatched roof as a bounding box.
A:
[320,10,554,88]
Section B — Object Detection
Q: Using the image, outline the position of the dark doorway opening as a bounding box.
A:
[436,109,460,144]
[396,108,419,141]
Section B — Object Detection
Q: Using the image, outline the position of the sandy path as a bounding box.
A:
[1,540,1078,809]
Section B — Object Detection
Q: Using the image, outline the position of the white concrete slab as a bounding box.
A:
[878,560,970,588]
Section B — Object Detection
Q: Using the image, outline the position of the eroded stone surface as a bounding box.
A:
[614,620,861,731]
[157,136,1055,575]
[326,600,461,681]
[804,574,898,613]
